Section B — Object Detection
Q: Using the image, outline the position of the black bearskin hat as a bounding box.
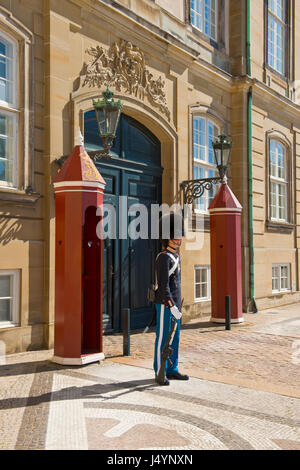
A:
[159,212,185,245]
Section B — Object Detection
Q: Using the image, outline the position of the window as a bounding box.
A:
[0,34,15,105]
[267,0,287,75]
[272,264,290,293]
[190,0,217,41]
[0,270,19,328]
[193,116,219,213]
[195,266,211,300]
[269,139,288,222]
[0,32,17,187]
[0,111,16,185]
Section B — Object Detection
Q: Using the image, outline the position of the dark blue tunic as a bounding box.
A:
[154,250,181,309]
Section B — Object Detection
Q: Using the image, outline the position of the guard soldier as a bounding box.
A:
[153,213,189,385]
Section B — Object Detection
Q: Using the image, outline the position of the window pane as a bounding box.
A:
[194,165,205,211]
[0,113,15,183]
[208,121,215,164]
[277,143,285,179]
[0,275,10,297]
[191,0,203,31]
[0,40,6,56]
[201,268,207,283]
[269,0,285,21]
[270,185,276,206]
[276,0,285,21]
[200,282,207,298]
[279,206,286,221]
[194,164,204,180]
[270,182,277,219]
[278,183,287,220]
[270,140,277,177]
[0,39,13,59]
[0,298,11,322]
[281,265,288,277]
[195,267,209,299]
[272,265,278,277]
[0,57,6,79]
[0,114,5,135]
[194,117,206,161]
[194,117,219,165]
[5,159,13,183]
[0,78,6,102]
[0,136,6,157]
[204,0,217,40]
[0,37,13,104]
[191,0,217,40]
[268,8,285,74]
[272,265,279,291]
[280,265,289,290]
[272,277,279,291]
[0,160,4,180]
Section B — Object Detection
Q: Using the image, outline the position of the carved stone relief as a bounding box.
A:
[80,39,170,120]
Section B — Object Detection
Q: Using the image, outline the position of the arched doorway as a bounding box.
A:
[84,112,162,332]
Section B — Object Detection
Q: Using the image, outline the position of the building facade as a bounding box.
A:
[1,0,300,353]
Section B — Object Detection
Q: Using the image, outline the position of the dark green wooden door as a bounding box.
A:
[84,113,162,331]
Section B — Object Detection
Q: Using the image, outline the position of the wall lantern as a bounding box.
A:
[93,87,123,158]
[212,133,233,182]
[181,133,232,205]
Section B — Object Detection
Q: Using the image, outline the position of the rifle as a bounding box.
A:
[156,316,177,385]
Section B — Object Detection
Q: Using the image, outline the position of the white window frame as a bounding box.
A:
[193,115,219,214]
[0,30,18,189]
[194,265,211,301]
[267,0,286,75]
[272,263,291,293]
[269,139,288,222]
[0,269,20,328]
[190,0,218,41]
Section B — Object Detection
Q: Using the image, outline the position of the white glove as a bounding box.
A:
[170,305,182,320]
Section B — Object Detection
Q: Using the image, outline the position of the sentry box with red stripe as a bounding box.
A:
[52,135,106,365]
[209,183,244,324]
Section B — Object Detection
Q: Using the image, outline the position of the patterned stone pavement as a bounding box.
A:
[0,303,300,450]
[104,304,300,398]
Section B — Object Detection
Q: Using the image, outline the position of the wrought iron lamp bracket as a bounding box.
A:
[92,137,115,160]
[180,176,223,205]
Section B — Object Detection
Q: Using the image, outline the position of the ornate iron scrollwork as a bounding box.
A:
[180,177,222,205]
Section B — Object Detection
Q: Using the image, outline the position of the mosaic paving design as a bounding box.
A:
[1,304,300,450]
[1,359,300,450]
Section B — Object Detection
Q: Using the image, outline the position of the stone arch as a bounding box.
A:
[71,90,179,205]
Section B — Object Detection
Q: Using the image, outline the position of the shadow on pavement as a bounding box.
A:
[181,320,225,331]
[0,359,66,377]
[0,367,157,410]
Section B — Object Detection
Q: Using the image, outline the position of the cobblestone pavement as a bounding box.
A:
[104,303,300,399]
[0,303,300,450]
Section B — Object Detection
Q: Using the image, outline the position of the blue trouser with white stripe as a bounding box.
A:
[153,304,181,376]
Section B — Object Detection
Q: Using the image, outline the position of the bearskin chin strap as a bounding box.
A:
[166,245,178,254]
[166,240,181,254]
